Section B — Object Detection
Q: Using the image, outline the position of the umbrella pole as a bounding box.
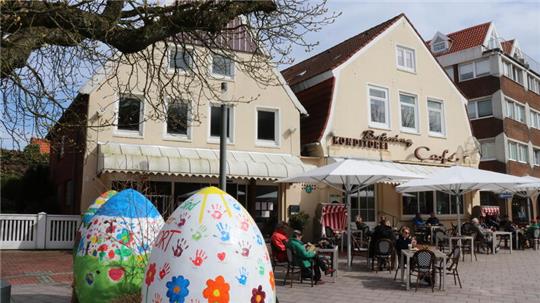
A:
[346,176,352,268]
[456,194,462,236]
[528,196,532,224]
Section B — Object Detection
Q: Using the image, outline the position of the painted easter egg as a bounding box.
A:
[74,189,164,303]
[142,186,275,303]
[79,190,118,237]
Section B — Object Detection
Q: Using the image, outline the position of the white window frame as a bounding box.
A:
[163,98,191,141]
[427,98,446,137]
[458,62,474,81]
[533,148,540,166]
[401,191,463,217]
[530,108,540,129]
[208,103,235,144]
[507,140,528,164]
[396,45,416,73]
[479,138,496,161]
[458,58,490,81]
[467,98,493,120]
[528,74,540,95]
[398,92,419,133]
[255,107,280,147]
[503,59,524,86]
[432,40,448,53]
[505,97,526,124]
[167,45,194,73]
[114,94,144,138]
[210,54,235,79]
[367,84,390,129]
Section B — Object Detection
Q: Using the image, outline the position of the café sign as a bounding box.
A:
[414,146,468,164]
[331,130,413,151]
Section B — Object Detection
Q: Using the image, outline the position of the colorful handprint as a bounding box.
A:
[238,214,250,232]
[172,238,189,258]
[235,267,248,285]
[208,203,224,220]
[159,262,170,280]
[152,293,163,303]
[177,211,191,227]
[214,223,231,242]
[257,258,265,276]
[191,225,208,241]
[254,233,264,246]
[236,240,252,257]
[190,249,207,267]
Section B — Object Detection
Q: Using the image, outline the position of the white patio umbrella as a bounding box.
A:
[397,166,527,235]
[277,159,424,267]
[510,176,540,224]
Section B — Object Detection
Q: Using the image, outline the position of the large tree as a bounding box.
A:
[1,0,338,147]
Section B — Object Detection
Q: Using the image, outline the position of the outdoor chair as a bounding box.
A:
[410,249,437,292]
[413,226,429,244]
[474,231,494,254]
[372,238,394,273]
[461,223,474,236]
[283,248,314,288]
[351,233,368,265]
[533,229,540,250]
[435,246,462,289]
[434,229,449,252]
[323,226,342,247]
[270,244,288,273]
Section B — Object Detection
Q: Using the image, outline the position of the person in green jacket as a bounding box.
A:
[286,230,333,283]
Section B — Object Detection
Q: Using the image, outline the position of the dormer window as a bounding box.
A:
[430,32,449,53]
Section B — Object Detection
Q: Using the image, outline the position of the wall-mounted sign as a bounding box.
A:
[331,130,413,150]
[498,192,513,199]
[414,146,468,164]
[301,183,318,193]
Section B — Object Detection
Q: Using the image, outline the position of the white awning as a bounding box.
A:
[97,143,315,180]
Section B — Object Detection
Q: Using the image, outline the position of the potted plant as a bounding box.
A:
[288,211,310,231]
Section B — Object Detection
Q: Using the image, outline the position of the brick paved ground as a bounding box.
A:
[1,249,539,303]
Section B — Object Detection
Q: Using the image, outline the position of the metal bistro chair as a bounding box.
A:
[270,244,288,274]
[372,239,394,273]
[351,233,368,265]
[410,249,437,292]
[283,248,314,288]
[435,246,462,289]
[434,229,449,253]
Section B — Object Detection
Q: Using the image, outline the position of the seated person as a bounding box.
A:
[413,213,425,227]
[271,221,289,262]
[485,215,500,230]
[395,227,415,265]
[471,217,496,253]
[286,230,334,283]
[355,215,371,236]
[426,212,440,226]
[499,215,516,232]
[368,216,394,258]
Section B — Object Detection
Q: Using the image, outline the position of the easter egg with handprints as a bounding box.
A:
[142,186,275,303]
[78,190,117,238]
[74,189,164,303]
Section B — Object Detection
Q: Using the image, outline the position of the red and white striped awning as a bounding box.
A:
[320,203,348,236]
[481,206,500,216]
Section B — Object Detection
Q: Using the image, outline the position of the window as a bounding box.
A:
[508,141,528,163]
[212,54,234,77]
[530,110,540,129]
[351,185,375,222]
[368,86,389,128]
[534,149,540,166]
[444,66,454,81]
[503,60,524,85]
[528,75,540,94]
[432,41,447,53]
[459,58,490,81]
[399,93,418,132]
[169,48,192,71]
[256,108,279,144]
[396,46,415,72]
[209,104,233,141]
[480,139,496,160]
[428,99,444,135]
[467,99,492,119]
[166,100,189,136]
[117,96,143,132]
[402,192,434,215]
[505,98,526,123]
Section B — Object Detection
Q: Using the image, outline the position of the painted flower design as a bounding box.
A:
[145,263,157,286]
[269,271,275,290]
[117,228,133,246]
[250,285,266,303]
[203,275,230,303]
[166,275,190,303]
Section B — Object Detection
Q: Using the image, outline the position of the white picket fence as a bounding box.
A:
[0,213,80,250]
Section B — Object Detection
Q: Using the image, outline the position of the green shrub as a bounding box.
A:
[288,211,310,231]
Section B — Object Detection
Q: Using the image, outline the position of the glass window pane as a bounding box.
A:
[257,110,276,141]
[403,194,418,215]
[170,49,192,70]
[370,99,386,124]
[467,102,477,119]
[418,192,434,214]
[475,58,490,76]
[429,110,442,133]
[212,55,233,76]
[369,88,386,99]
[397,48,404,67]
[459,63,474,80]
[436,191,450,215]
[167,101,188,135]
[118,97,141,131]
[480,141,495,159]
[445,67,454,80]
[210,106,231,138]
[477,100,492,117]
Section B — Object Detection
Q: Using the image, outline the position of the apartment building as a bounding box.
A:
[429,22,540,222]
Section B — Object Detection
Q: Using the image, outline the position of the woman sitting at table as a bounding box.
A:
[395,227,415,264]
[286,230,334,284]
[355,215,371,236]
[369,216,394,258]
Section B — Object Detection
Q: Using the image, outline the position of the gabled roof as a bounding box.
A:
[501,39,514,55]
[281,14,404,86]
[428,22,491,57]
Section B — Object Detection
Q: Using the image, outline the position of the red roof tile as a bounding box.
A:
[282,14,404,86]
[501,40,514,55]
[429,22,491,56]
[30,138,50,154]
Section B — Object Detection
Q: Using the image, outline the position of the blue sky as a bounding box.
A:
[288,0,540,66]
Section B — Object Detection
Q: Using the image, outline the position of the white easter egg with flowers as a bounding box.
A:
[142,186,275,303]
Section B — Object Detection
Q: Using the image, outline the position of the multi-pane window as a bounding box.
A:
[444,66,454,81]
[209,104,233,141]
[396,46,416,72]
[505,98,526,123]
[403,191,462,215]
[432,41,447,53]
[530,110,540,129]
[508,141,528,163]
[350,185,375,222]
[368,86,389,128]
[166,100,189,136]
[467,99,492,119]
[169,48,193,71]
[458,58,490,81]
[212,54,234,77]
[528,75,540,94]
[399,93,418,132]
[428,100,444,135]
[256,108,279,144]
[534,149,540,166]
[503,60,524,85]
[480,139,496,160]
[117,96,143,132]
